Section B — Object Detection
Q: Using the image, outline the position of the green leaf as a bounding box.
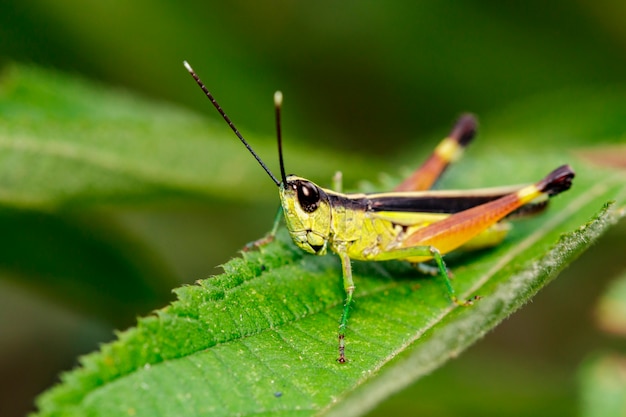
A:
[579,354,626,417]
[596,270,626,337]
[32,160,625,415]
[580,271,626,417]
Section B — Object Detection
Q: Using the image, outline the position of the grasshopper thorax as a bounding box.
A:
[280,175,332,255]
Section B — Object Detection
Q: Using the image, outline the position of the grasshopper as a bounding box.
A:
[184,61,575,363]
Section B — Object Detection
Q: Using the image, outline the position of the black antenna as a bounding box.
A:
[273,91,287,184]
[183,61,281,186]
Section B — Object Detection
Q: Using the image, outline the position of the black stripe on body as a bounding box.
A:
[368,194,507,214]
[326,186,550,216]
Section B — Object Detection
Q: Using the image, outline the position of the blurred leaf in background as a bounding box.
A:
[579,271,626,417]
[0,1,625,416]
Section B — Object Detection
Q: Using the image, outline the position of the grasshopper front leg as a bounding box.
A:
[244,205,284,250]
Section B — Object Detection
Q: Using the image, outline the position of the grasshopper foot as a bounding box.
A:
[337,334,347,364]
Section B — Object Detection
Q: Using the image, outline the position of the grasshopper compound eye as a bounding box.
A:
[295,180,321,213]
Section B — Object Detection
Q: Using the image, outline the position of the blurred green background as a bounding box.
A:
[1,1,625,416]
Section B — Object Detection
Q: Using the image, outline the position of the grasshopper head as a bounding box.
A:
[279,175,332,255]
